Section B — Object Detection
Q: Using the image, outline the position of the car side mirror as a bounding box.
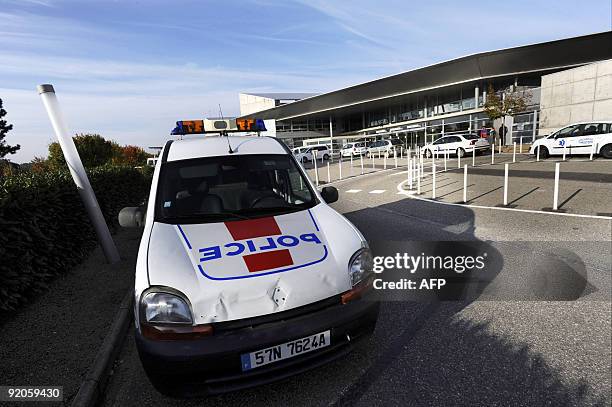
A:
[320,186,338,204]
[118,207,145,228]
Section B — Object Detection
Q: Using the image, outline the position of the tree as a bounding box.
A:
[112,144,150,166]
[0,98,20,158]
[483,84,531,144]
[47,133,115,169]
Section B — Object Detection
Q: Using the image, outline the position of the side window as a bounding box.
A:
[449,136,461,143]
[568,126,584,138]
[555,125,577,138]
[433,137,445,145]
[582,124,599,136]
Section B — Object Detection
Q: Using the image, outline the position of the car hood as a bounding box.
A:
[146,205,361,324]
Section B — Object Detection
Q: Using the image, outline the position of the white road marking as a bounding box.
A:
[395,179,612,220]
[369,190,386,194]
[345,189,362,193]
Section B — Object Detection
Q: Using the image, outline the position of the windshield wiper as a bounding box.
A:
[164,211,252,221]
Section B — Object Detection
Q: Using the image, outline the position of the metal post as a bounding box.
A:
[519,136,523,156]
[472,146,475,166]
[371,154,374,170]
[327,162,331,184]
[360,154,364,175]
[463,164,468,203]
[313,150,319,186]
[458,151,461,169]
[339,158,342,180]
[590,142,597,160]
[491,145,495,164]
[408,158,413,190]
[38,84,120,264]
[553,162,560,210]
[384,154,387,170]
[444,150,447,171]
[537,145,540,162]
[350,154,354,176]
[417,164,421,194]
[513,142,516,163]
[503,163,509,206]
[432,164,436,199]
[498,137,502,154]
[394,154,398,169]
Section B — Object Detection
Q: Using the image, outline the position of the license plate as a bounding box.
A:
[240,330,331,371]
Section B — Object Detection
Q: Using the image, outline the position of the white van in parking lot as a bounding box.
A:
[366,139,403,158]
[529,121,612,159]
[422,134,490,158]
[341,142,368,157]
[119,120,378,395]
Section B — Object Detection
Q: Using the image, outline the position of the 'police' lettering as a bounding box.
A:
[199,233,323,263]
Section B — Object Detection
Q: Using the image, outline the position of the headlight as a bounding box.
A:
[348,247,373,286]
[141,292,192,324]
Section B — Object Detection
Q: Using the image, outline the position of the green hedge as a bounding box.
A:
[0,165,152,311]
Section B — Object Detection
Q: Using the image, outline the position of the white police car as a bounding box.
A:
[529,121,612,159]
[119,119,378,396]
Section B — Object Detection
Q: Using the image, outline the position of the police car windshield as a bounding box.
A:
[156,154,317,223]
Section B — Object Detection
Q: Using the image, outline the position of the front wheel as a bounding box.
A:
[536,146,550,159]
[425,149,432,158]
[600,144,612,159]
[457,148,465,158]
[323,154,330,160]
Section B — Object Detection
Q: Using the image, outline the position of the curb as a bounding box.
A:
[71,290,133,407]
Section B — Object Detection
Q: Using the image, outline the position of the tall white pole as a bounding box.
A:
[417,164,421,194]
[536,145,540,162]
[519,136,523,156]
[38,84,120,264]
[457,151,461,169]
[503,163,509,206]
[444,150,447,171]
[408,158,413,189]
[463,164,468,203]
[432,164,436,199]
[553,162,560,210]
[394,154,398,169]
[313,150,319,186]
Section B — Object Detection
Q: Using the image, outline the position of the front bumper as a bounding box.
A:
[136,295,379,394]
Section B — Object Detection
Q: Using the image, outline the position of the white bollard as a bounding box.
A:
[491,145,495,164]
[472,146,476,167]
[417,164,421,194]
[327,162,331,183]
[432,164,436,199]
[553,162,560,210]
[590,142,597,161]
[536,145,540,162]
[339,158,342,180]
[371,154,375,170]
[394,154,398,169]
[519,136,523,156]
[498,138,502,154]
[562,144,567,161]
[503,163,509,206]
[350,154,354,176]
[463,164,468,203]
[384,154,387,169]
[314,151,319,186]
[444,150,447,171]
[513,142,516,163]
[458,151,461,169]
[360,155,364,175]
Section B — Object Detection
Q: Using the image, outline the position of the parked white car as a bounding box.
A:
[423,134,490,158]
[341,142,368,157]
[529,121,612,159]
[292,147,313,163]
[366,139,403,158]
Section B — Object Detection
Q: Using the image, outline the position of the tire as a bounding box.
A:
[425,149,432,158]
[457,148,465,158]
[323,154,330,160]
[536,146,550,159]
[600,144,612,159]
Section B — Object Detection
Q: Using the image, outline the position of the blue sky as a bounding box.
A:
[1,0,611,162]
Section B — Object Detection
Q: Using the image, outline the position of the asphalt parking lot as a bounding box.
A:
[102,153,611,406]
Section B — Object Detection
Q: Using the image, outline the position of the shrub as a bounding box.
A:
[0,165,152,311]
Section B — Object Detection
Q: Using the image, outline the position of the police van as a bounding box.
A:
[529,121,612,159]
[119,118,379,395]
